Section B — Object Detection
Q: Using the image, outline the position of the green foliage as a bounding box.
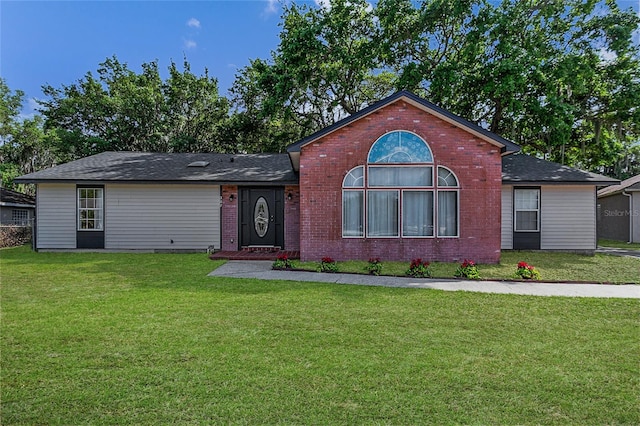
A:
[40,56,230,158]
[365,257,382,275]
[230,0,396,152]
[317,256,338,272]
[272,253,294,270]
[0,79,56,192]
[406,258,432,278]
[515,261,541,280]
[454,259,480,279]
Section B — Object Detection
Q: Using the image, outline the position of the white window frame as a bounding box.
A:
[366,189,400,238]
[436,166,460,238]
[77,187,104,231]
[401,190,434,238]
[514,188,540,232]
[342,189,365,238]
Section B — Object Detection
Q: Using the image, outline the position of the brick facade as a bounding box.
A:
[221,185,239,251]
[298,100,502,263]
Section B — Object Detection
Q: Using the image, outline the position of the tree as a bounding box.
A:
[40,56,231,158]
[230,0,396,152]
[377,0,640,177]
[0,79,56,192]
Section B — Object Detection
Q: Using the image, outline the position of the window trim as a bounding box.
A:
[436,189,460,238]
[77,187,104,232]
[341,133,462,240]
[366,189,400,238]
[401,189,434,238]
[341,189,365,238]
[513,187,540,232]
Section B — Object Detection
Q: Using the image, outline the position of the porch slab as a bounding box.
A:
[209,250,300,261]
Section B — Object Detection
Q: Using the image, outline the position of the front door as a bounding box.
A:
[239,188,284,248]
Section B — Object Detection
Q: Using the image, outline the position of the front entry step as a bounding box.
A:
[241,246,282,253]
[209,250,300,261]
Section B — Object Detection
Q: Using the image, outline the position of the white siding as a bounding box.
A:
[540,185,596,250]
[501,186,513,249]
[633,193,640,243]
[105,184,220,250]
[37,183,77,249]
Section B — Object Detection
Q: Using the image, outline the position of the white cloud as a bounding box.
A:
[264,0,278,15]
[315,0,331,10]
[598,47,617,62]
[184,39,197,50]
[187,18,201,28]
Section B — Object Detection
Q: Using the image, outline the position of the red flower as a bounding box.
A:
[517,261,528,269]
[321,256,335,264]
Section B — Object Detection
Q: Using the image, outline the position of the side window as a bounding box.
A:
[343,166,364,237]
[78,188,104,231]
[514,188,540,231]
[437,167,459,237]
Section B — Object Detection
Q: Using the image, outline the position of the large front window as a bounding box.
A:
[342,131,459,238]
[78,188,103,231]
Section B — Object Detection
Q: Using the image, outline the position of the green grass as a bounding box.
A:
[598,238,640,250]
[296,251,640,284]
[2,246,639,424]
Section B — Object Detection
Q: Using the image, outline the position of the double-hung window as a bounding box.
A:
[342,130,460,239]
[514,188,540,231]
[78,188,104,231]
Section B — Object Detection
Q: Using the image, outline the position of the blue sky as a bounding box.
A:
[1,0,293,116]
[1,0,639,118]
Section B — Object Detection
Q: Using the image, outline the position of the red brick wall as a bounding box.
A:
[284,185,300,251]
[221,185,238,251]
[298,100,502,263]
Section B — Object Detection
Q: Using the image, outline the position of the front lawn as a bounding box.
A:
[297,251,640,284]
[2,246,639,424]
[598,238,640,250]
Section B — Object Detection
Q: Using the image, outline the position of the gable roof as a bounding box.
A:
[14,152,298,185]
[597,174,640,197]
[0,187,36,208]
[286,91,521,158]
[502,153,619,186]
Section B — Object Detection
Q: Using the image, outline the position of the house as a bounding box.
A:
[0,187,36,226]
[597,175,640,243]
[15,91,618,261]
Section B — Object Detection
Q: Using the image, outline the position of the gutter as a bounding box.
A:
[622,190,632,243]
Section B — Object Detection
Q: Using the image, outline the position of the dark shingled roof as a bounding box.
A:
[287,90,521,154]
[597,174,640,197]
[0,188,36,207]
[502,154,619,185]
[14,152,298,185]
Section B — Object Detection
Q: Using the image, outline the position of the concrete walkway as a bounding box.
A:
[209,261,640,299]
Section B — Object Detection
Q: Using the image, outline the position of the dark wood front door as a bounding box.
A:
[239,188,284,248]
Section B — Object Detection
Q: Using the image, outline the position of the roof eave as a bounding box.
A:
[287,91,521,154]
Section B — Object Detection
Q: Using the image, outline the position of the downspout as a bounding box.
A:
[622,190,632,244]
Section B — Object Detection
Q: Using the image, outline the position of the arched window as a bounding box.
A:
[368,130,433,163]
[342,166,364,237]
[437,167,459,237]
[342,131,459,239]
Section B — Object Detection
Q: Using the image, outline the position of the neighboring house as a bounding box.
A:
[0,188,36,226]
[597,175,640,243]
[15,91,618,261]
